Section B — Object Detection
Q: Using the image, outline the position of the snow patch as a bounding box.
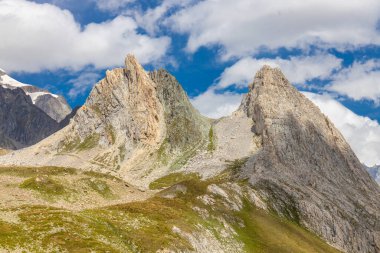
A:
[0,74,29,87]
[27,92,58,104]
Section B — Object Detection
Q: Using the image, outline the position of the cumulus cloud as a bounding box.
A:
[167,0,380,59]
[68,71,101,98]
[94,0,135,12]
[190,88,243,119]
[217,54,342,89]
[304,92,380,166]
[191,54,342,119]
[327,60,380,102]
[0,0,170,73]
[130,0,193,36]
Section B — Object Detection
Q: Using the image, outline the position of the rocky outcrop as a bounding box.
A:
[0,86,60,149]
[240,66,380,253]
[0,70,71,122]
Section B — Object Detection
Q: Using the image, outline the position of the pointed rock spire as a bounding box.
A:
[241,66,380,253]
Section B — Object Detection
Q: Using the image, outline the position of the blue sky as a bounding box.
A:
[2,0,380,165]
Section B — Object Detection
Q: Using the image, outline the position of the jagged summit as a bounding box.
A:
[240,65,380,253]
[0,55,211,185]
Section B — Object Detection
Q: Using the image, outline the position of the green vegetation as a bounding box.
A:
[234,199,340,253]
[149,172,200,190]
[106,125,116,144]
[0,166,76,178]
[0,166,341,253]
[169,144,200,170]
[20,175,66,198]
[207,126,216,152]
[59,136,81,152]
[118,144,126,162]
[157,139,169,165]
[59,133,100,152]
[226,157,249,175]
[77,134,100,151]
[83,178,116,199]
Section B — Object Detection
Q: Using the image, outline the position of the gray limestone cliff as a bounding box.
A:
[239,66,380,253]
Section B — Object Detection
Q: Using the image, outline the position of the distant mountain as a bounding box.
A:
[0,86,60,149]
[366,165,380,184]
[0,68,71,122]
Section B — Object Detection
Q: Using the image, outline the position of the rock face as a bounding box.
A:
[149,69,210,158]
[0,69,71,122]
[34,94,71,122]
[0,86,60,149]
[239,66,380,253]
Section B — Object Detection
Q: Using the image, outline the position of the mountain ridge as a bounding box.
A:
[0,56,379,252]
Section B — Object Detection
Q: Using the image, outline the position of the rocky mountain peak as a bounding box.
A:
[240,66,380,253]
[0,55,211,186]
[71,54,164,151]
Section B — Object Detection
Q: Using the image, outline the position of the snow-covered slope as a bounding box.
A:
[0,69,71,122]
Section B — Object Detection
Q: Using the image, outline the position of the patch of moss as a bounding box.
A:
[83,178,117,199]
[20,175,66,197]
[15,206,123,252]
[106,125,116,144]
[90,104,103,117]
[118,144,126,162]
[149,172,200,190]
[169,145,200,170]
[207,126,216,152]
[59,136,81,152]
[59,133,100,153]
[156,139,169,165]
[226,157,249,175]
[0,166,76,178]
[77,134,100,151]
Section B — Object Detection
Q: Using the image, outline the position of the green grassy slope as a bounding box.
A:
[0,166,341,253]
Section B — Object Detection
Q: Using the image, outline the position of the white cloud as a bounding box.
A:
[167,0,380,59]
[304,92,380,166]
[94,0,135,12]
[218,54,342,89]
[328,60,380,102]
[130,0,193,35]
[68,71,101,98]
[191,54,342,119]
[0,0,170,73]
[190,88,243,119]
